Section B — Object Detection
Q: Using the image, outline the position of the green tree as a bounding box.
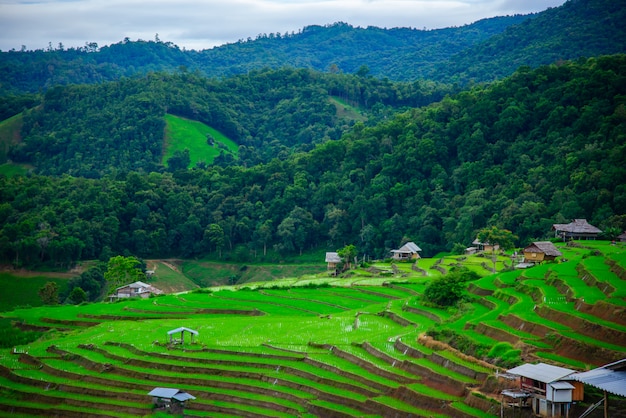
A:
[68,286,87,304]
[477,226,517,272]
[337,244,357,270]
[38,281,59,305]
[104,255,144,293]
[204,224,225,258]
[423,275,464,307]
[476,226,517,252]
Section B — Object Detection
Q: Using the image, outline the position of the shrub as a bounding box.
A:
[424,275,464,307]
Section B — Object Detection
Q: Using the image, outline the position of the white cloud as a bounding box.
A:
[0,0,567,51]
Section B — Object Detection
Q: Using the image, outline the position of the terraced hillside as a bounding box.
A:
[0,241,625,417]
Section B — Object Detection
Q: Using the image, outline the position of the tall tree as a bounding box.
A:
[104,255,145,293]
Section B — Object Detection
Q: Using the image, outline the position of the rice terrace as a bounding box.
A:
[0,240,625,417]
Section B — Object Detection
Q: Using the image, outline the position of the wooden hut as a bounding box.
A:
[523,241,562,263]
[390,242,422,261]
[148,387,195,414]
[552,219,602,240]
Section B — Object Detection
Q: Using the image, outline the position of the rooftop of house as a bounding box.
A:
[552,219,602,234]
[524,241,562,257]
[507,362,576,384]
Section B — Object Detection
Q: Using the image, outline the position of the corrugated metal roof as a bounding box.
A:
[571,359,626,397]
[391,242,421,254]
[325,252,341,263]
[507,363,575,383]
[550,381,574,390]
[148,387,197,401]
[167,327,198,335]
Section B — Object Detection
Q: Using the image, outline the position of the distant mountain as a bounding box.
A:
[1,0,623,94]
[0,17,525,95]
[431,0,626,84]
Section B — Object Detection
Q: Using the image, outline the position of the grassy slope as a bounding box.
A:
[0,241,625,416]
[0,273,70,311]
[329,96,367,122]
[0,113,31,175]
[162,113,238,167]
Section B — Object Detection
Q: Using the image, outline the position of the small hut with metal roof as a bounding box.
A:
[390,242,422,261]
[167,326,198,345]
[148,387,195,414]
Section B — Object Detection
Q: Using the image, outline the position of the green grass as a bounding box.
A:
[1,240,625,416]
[329,96,367,122]
[0,163,30,176]
[0,273,70,312]
[0,113,22,164]
[163,113,238,167]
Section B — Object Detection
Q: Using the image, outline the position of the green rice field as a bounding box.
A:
[0,240,625,416]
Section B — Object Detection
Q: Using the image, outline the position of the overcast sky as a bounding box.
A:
[1,0,567,52]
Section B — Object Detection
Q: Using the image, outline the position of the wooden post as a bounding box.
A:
[604,391,608,418]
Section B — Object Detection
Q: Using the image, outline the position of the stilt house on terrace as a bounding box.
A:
[523,241,562,264]
[390,242,421,261]
[505,363,583,418]
[325,252,341,275]
[552,219,602,240]
[148,387,195,414]
[109,281,163,301]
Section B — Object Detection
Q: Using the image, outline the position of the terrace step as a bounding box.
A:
[573,299,626,327]
[258,290,351,310]
[0,379,150,416]
[577,263,616,298]
[34,355,312,412]
[401,305,442,323]
[109,341,395,397]
[534,305,626,346]
[309,343,419,385]
[394,339,491,382]
[361,342,469,397]
[352,287,402,300]
[607,258,626,281]
[467,283,494,296]
[45,345,386,416]
[82,343,382,398]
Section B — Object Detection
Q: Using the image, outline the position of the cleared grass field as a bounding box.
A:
[163,113,238,167]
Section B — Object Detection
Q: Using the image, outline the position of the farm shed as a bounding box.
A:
[523,241,562,264]
[325,252,341,274]
[167,326,198,345]
[390,241,421,260]
[110,281,163,301]
[471,238,500,253]
[506,362,583,418]
[570,358,626,418]
[148,387,195,413]
[552,219,602,240]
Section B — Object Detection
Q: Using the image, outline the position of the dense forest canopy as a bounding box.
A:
[1,55,625,268]
[1,0,625,94]
[6,68,452,176]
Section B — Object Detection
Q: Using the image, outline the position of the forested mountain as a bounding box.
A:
[0,17,522,94]
[430,0,626,84]
[1,0,625,94]
[2,55,625,268]
[7,69,452,175]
